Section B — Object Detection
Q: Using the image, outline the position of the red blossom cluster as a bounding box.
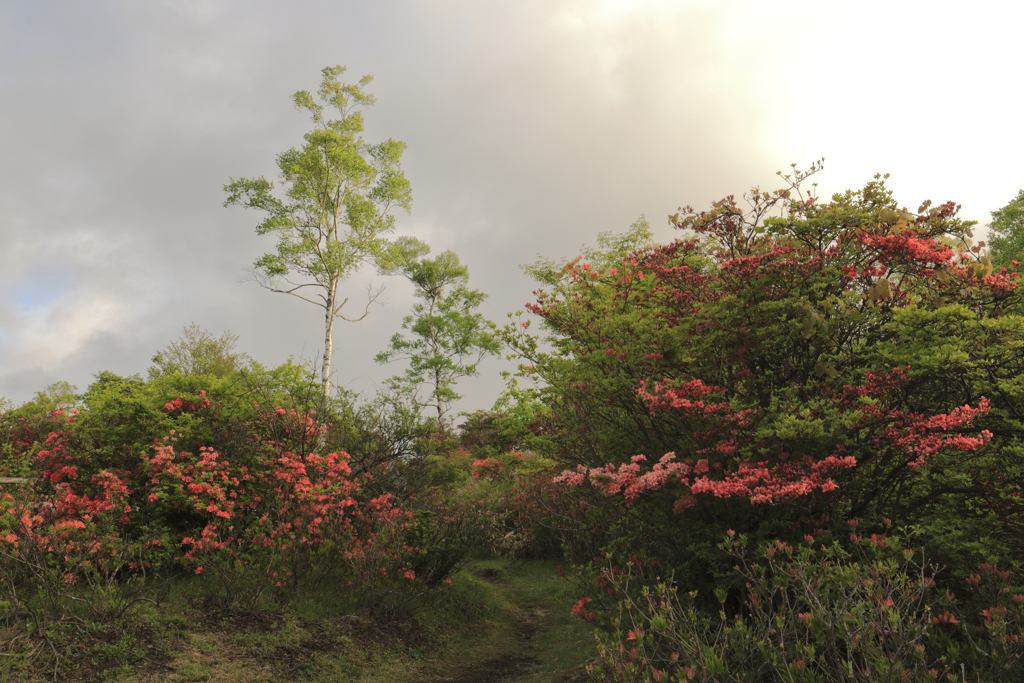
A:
[146,441,413,572]
[163,391,213,415]
[571,596,595,621]
[470,457,503,480]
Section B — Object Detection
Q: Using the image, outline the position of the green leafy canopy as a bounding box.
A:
[224,65,428,396]
[376,251,500,421]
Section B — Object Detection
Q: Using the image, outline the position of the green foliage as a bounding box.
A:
[988,189,1024,269]
[457,409,535,460]
[0,355,330,494]
[588,534,1024,682]
[320,387,444,501]
[523,217,656,286]
[13,381,80,416]
[224,65,428,395]
[149,323,250,379]
[376,251,499,421]
[71,368,291,477]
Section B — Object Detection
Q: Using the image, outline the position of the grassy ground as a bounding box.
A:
[0,559,597,682]
[363,559,596,683]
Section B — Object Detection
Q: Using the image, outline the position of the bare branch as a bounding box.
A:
[272,288,327,308]
[334,283,388,321]
[247,268,328,308]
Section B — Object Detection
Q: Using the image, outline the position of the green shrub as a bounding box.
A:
[586,533,1024,682]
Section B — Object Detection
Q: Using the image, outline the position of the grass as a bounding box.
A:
[0,559,598,682]
[358,559,596,683]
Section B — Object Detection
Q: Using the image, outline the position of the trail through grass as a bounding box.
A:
[371,559,595,683]
[0,559,596,682]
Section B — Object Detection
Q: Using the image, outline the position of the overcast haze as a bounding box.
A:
[2,0,1021,412]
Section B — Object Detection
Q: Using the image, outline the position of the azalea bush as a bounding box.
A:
[0,393,425,625]
[1,421,171,628]
[585,532,1024,682]
[0,406,73,477]
[0,469,167,627]
[509,167,1024,588]
[151,441,387,585]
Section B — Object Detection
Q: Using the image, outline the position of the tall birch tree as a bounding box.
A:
[225,66,426,397]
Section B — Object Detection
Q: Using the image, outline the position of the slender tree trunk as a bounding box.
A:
[322,282,336,400]
[435,365,445,422]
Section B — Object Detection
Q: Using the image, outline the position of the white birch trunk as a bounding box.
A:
[322,281,336,399]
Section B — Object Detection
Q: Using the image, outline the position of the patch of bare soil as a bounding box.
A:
[474,567,502,582]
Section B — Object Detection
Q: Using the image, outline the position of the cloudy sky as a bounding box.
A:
[1,0,1021,411]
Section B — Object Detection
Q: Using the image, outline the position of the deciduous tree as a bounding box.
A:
[376,251,499,422]
[149,323,249,378]
[224,65,426,398]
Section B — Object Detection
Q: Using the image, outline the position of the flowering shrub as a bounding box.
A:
[507,171,1024,599]
[143,437,418,603]
[471,457,504,481]
[585,533,1024,682]
[0,408,75,477]
[1,394,423,621]
[555,368,991,513]
[0,470,167,625]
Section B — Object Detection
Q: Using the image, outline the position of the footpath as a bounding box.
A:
[386,560,595,683]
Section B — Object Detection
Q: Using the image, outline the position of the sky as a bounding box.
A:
[1,0,1022,412]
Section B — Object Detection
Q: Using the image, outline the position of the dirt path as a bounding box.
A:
[433,583,543,683]
[397,561,594,683]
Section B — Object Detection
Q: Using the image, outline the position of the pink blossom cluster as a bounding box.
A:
[876,398,992,467]
[556,451,856,512]
[556,361,992,512]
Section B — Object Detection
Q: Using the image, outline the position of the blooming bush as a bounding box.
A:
[1,395,424,622]
[507,171,1024,597]
[0,407,74,477]
[0,470,166,625]
[555,367,991,512]
[143,430,420,604]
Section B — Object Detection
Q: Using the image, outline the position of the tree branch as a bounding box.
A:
[333,283,387,321]
[245,268,328,308]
